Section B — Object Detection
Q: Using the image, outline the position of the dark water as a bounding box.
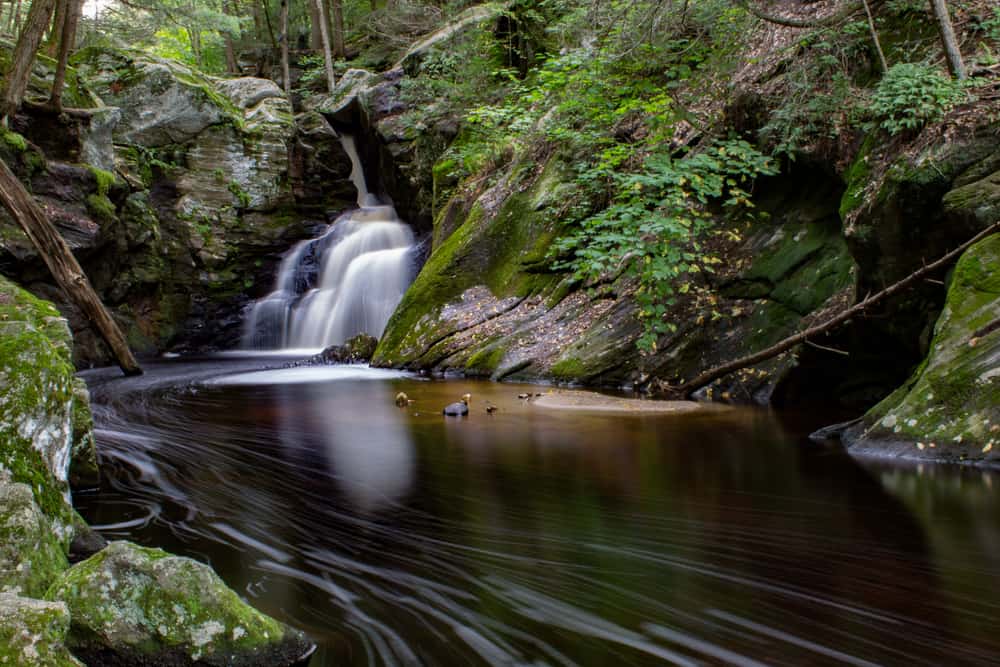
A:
[78,357,1000,666]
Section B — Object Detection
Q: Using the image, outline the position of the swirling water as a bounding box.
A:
[79,357,1000,666]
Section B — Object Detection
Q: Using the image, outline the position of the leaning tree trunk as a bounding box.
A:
[48,0,82,110]
[667,221,1000,398]
[279,0,290,96]
[312,0,336,93]
[1,0,57,119]
[0,158,142,375]
[861,0,888,73]
[928,0,966,80]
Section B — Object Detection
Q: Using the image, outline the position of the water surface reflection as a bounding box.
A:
[79,358,1000,666]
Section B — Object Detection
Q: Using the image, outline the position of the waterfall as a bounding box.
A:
[242,134,416,351]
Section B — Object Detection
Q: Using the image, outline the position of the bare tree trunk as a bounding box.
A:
[1,0,57,120]
[0,158,142,376]
[929,0,966,80]
[328,0,345,59]
[186,26,203,68]
[48,0,81,110]
[313,0,336,93]
[44,0,65,56]
[861,0,887,73]
[666,221,1000,398]
[251,0,265,43]
[223,0,239,74]
[279,0,290,96]
[307,0,322,49]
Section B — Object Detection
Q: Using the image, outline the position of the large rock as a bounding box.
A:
[73,48,231,147]
[845,234,1000,462]
[47,541,314,667]
[0,481,68,598]
[0,276,86,535]
[0,592,82,666]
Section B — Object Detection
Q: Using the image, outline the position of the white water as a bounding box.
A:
[243,134,416,350]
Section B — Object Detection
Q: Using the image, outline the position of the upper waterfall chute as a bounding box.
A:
[242,134,416,351]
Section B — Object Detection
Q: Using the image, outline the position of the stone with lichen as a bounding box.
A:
[47,541,314,667]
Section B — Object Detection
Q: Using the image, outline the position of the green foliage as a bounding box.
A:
[228,181,251,209]
[551,139,778,350]
[864,62,968,135]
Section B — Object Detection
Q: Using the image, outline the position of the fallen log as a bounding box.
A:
[666,220,1000,398]
[0,157,142,376]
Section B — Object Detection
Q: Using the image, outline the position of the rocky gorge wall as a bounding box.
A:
[0,46,359,366]
[310,6,999,463]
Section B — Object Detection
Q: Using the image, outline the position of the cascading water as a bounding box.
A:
[243,135,416,351]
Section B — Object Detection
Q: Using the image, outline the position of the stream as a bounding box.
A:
[78,356,1000,666]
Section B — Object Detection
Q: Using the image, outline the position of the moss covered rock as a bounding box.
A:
[47,541,314,667]
[0,592,82,666]
[0,276,80,536]
[846,234,1000,461]
[0,482,69,598]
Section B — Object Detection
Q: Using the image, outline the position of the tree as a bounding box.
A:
[279,0,290,95]
[48,0,84,110]
[928,0,965,80]
[1,0,57,119]
[313,0,336,93]
[328,0,345,59]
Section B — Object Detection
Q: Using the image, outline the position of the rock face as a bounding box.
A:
[47,541,314,667]
[373,155,855,403]
[0,46,358,365]
[0,592,82,667]
[845,234,1000,461]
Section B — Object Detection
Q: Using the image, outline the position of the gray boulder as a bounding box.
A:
[47,541,314,666]
[0,592,82,666]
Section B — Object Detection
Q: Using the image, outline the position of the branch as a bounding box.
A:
[666,221,1000,398]
[738,0,881,29]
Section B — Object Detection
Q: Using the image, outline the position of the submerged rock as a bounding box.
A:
[845,234,1000,462]
[0,592,82,666]
[47,541,314,667]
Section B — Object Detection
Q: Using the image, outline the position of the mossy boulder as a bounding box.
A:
[845,234,1000,461]
[0,481,69,598]
[46,541,314,667]
[0,276,81,536]
[0,592,82,666]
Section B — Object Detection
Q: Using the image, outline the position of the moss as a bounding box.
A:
[464,341,508,375]
[47,541,309,664]
[85,165,116,197]
[0,482,70,598]
[0,127,28,153]
[859,234,1000,457]
[85,194,117,224]
[0,277,77,533]
[0,594,81,666]
[839,138,873,220]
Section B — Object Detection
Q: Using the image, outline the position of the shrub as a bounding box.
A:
[865,62,967,135]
